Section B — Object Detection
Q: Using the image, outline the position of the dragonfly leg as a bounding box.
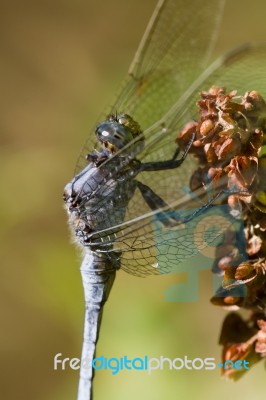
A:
[139,132,195,172]
[137,180,183,227]
[137,181,170,210]
[137,179,240,228]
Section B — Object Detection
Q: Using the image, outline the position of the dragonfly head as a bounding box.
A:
[95,113,144,154]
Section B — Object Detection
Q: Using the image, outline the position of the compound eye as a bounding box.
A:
[95,124,111,138]
[95,121,135,151]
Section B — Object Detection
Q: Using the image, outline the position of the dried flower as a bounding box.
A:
[176,86,266,379]
[176,86,265,211]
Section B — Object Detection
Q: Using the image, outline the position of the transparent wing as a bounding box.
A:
[119,203,240,277]
[84,45,266,277]
[75,0,225,171]
[112,0,224,126]
[73,0,266,277]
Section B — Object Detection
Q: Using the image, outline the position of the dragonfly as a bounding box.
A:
[63,0,266,398]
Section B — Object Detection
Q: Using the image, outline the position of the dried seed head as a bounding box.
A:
[200,119,214,135]
[177,87,266,378]
[223,296,240,305]
[234,262,255,280]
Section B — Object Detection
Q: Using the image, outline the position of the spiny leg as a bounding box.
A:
[139,132,195,172]
[137,180,238,228]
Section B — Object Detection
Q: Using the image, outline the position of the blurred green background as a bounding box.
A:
[1,0,266,399]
